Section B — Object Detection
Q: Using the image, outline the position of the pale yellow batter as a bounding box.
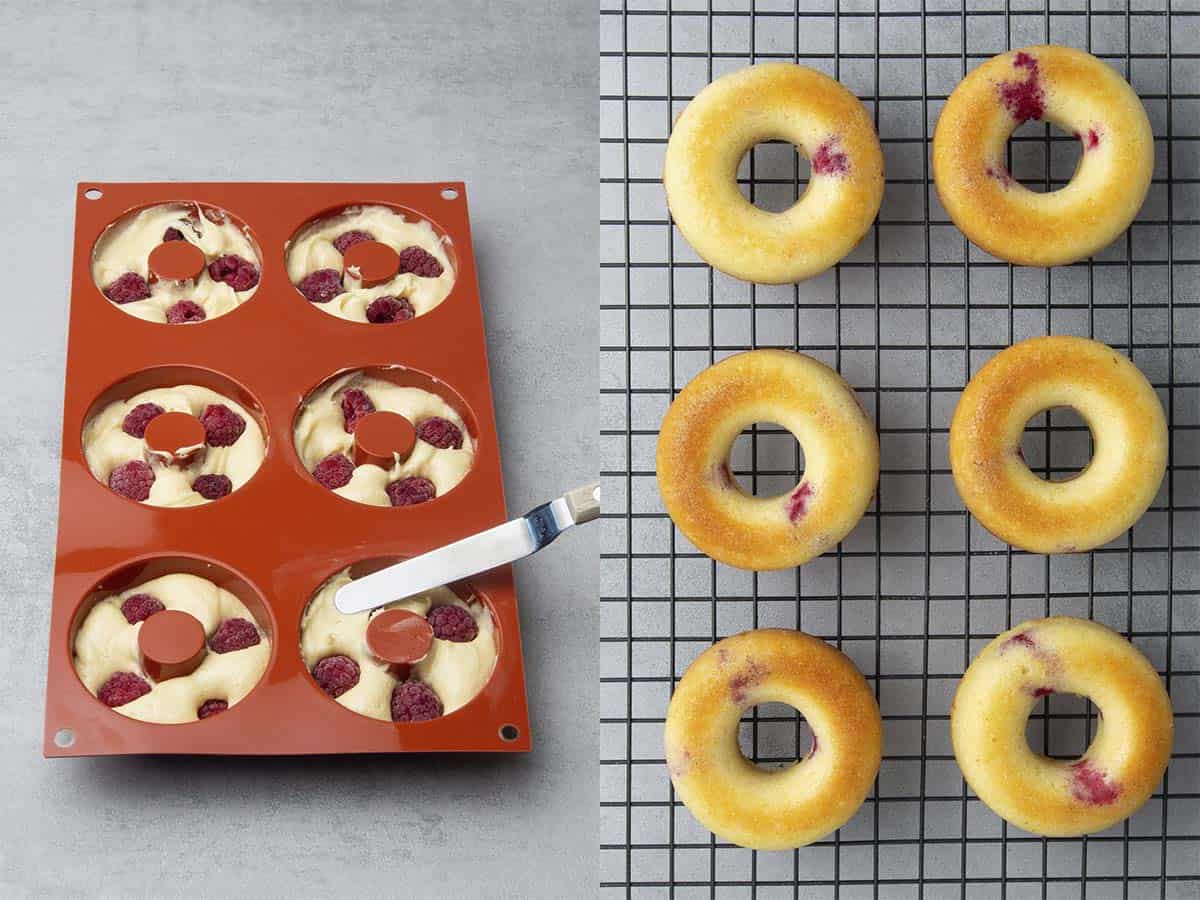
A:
[91,202,261,323]
[73,573,271,724]
[293,373,474,506]
[84,384,266,507]
[301,567,497,722]
[285,204,455,322]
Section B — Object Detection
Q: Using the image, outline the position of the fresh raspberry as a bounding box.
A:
[297,268,344,304]
[416,416,464,450]
[390,680,443,722]
[98,672,152,707]
[192,473,232,500]
[108,460,155,501]
[312,655,360,698]
[162,227,186,242]
[365,295,415,324]
[200,404,246,447]
[207,254,260,292]
[313,452,355,490]
[397,246,444,278]
[120,593,164,624]
[197,699,228,719]
[340,388,375,433]
[166,300,206,324]
[104,272,151,304]
[333,230,375,254]
[386,476,437,507]
[122,402,165,438]
[208,617,260,653]
[427,604,478,643]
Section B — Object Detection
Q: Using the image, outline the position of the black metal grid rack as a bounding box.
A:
[599,1,1199,896]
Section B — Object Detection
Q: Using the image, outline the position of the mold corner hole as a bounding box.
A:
[84,188,103,200]
[441,187,459,200]
[54,728,75,748]
[499,723,520,742]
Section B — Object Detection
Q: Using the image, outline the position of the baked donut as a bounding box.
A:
[952,617,1173,836]
[949,335,1166,554]
[665,629,882,850]
[932,45,1153,267]
[656,349,878,570]
[664,63,884,283]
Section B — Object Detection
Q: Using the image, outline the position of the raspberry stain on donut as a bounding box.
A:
[666,747,693,780]
[985,165,1014,188]
[998,52,1045,123]
[729,659,768,703]
[1003,631,1037,651]
[786,482,815,523]
[715,461,735,489]
[1031,685,1055,698]
[1076,127,1102,151]
[811,139,849,177]
[1070,760,1121,806]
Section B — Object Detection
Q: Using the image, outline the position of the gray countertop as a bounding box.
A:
[0,2,597,897]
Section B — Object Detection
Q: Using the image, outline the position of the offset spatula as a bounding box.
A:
[334,482,601,614]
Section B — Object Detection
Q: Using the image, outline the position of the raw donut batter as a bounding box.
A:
[294,373,474,506]
[92,202,261,323]
[73,573,270,724]
[286,204,455,322]
[84,385,266,507]
[301,566,497,722]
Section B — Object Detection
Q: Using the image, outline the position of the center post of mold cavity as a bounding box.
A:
[143,411,207,467]
[147,239,207,285]
[365,608,434,665]
[137,609,207,681]
[353,410,417,468]
[341,240,401,288]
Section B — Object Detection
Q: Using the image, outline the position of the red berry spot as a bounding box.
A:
[1077,127,1101,151]
[416,416,464,450]
[998,52,1044,123]
[108,460,155,501]
[199,404,246,447]
[386,476,437,507]
[312,654,360,698]
[333,230,375,254]
[166,300,207,324]
[104,272,151,304]
[397,246,444,278]
[716,462,734,488]
[313,453,355,490]
[341,388,375,433]
[810,733,819,756]
[1004,632,1037,651]
[207,254,260,292]
[390,680,443,722]
[811,139,849,177]
[1032,686,1054,698]
[730,659,768,704]
[208,617,261,653]
[297,268,344,304]
[985,165,1014,188]
[192,473,232,500]
[197,699,228,719]
[786,482,814,523]
[427,604,479,643]
[122,402,165,438]
[1070,760,1120,806]
[163,227,186,242]
[98,671,152,707]
[365,295,416,323]
[120,593,164,624]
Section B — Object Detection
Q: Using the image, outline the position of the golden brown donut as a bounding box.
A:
[665,629,882,850]
[949,335,1166,554]
[933,45,1153,267]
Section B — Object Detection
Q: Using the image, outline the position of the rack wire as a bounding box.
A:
[599,0,1199,895]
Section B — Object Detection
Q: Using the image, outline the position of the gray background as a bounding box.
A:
[0,2,597,898]
[601,1,1199,897]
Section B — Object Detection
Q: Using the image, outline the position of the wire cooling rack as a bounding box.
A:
[600,1,1199,896]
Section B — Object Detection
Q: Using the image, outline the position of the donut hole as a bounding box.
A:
[1024,691,1102,760]
[737,702,816,771]
[1007,121,1083,194]
[727,423,806,497]
[737,141,812,213]
[1018,407,1093,482]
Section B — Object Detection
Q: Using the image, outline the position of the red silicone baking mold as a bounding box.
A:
[45,182,531,756]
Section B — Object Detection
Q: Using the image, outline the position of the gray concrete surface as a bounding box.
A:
[0,2,597,897]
